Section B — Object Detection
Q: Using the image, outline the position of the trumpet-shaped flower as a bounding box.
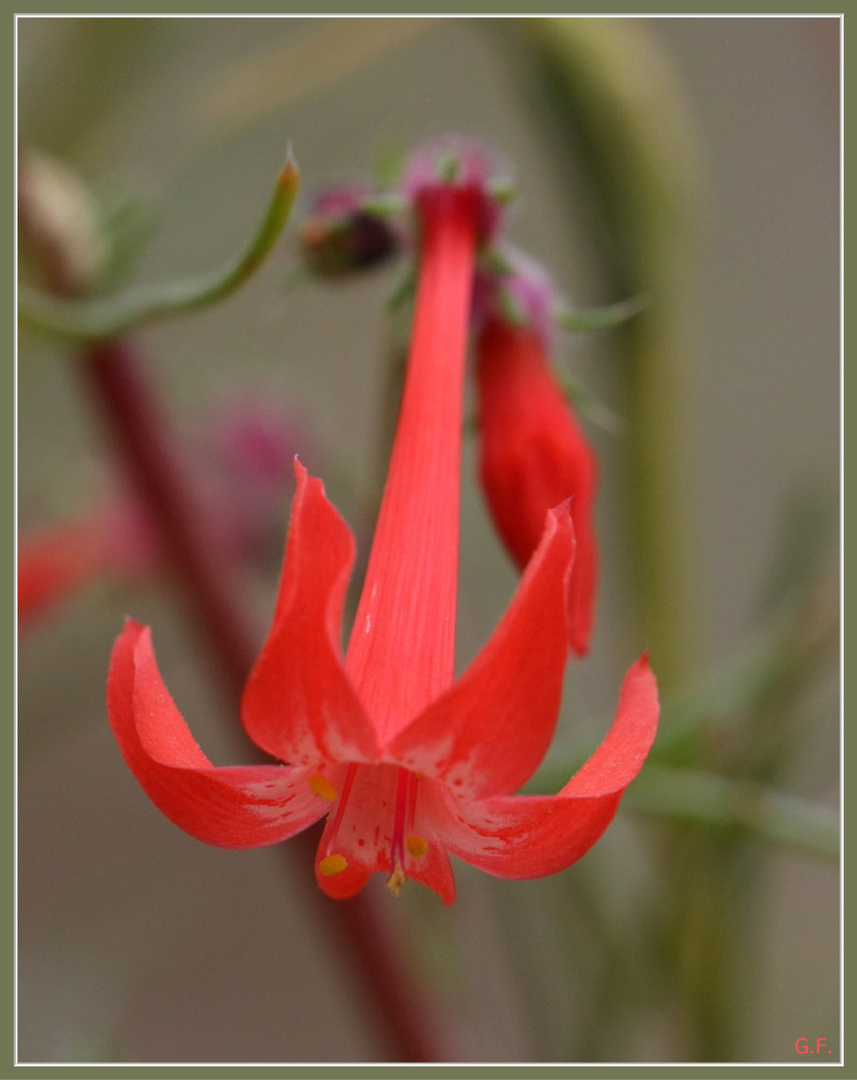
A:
[474,249,599,655]
[107,160,658,904]
[476,314,599,656]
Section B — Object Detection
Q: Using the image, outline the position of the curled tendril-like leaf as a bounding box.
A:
[18,155,300,343]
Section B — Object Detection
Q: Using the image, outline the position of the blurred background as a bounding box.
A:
[17,16,840,1064]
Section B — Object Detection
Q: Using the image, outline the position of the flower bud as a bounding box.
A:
[18,149,108,295]
[298,183,400,278]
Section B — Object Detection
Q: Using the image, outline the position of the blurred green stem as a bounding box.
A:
[625,766,838,862]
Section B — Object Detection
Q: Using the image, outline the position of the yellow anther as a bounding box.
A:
[319,854,348,876]
[309,773,338,801]
[406,835,428,859]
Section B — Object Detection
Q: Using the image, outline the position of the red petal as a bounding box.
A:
[386,505,575,799]
[313,766,457,904]
[314,763,398,896]
[241,462,380,765]
[107,620,329,848]
[401,836,456,906]
[476,319,598,655]
[423,656,659,878]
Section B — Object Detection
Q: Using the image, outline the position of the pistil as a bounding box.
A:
[387,768,411,895]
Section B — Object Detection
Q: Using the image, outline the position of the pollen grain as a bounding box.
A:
[319,853,348,876]
[406,835,429,858]
[309,773,338,801]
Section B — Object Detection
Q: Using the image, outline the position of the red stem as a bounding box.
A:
[83,340,258,688]
[79,337,444,1063]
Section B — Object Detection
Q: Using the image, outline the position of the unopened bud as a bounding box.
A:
[298,183,400,278]
[475,314,599,656]
[18,149,108,295]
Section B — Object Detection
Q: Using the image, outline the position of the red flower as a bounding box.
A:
[18,511,159,627]
[107,167,657,904]
[17,522,110,625]
[18,403,310,631]
[476,314,599,657]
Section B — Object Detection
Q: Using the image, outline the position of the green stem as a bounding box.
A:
[660,833,757,1060]
[19,155,299,341]
[625,765,839,862]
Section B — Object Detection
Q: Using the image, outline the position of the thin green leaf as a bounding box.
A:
[18,155,300,342]
[623,765,839,863]
[555,293,649,332]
